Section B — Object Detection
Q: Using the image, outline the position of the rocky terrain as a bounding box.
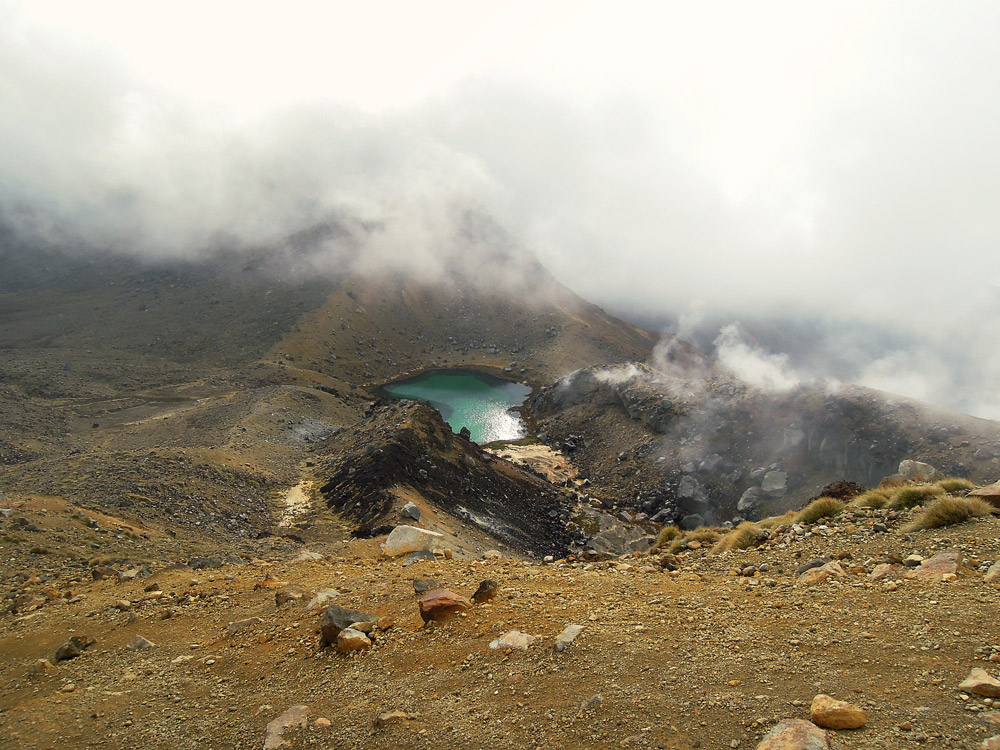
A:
[2,235,1000,749]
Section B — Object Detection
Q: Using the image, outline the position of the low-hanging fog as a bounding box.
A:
[2,1,999,418]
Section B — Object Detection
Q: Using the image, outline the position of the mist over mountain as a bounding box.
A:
[2,1,1000,418]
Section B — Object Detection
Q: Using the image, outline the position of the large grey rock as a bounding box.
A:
[737,487,760,513]
[698,454,723,473]
[679,513,705,531]
[898,460,939,481]
[587,524,653,557]
[380,525,444,557]
[761,471,788,498]
[399,502,421,521]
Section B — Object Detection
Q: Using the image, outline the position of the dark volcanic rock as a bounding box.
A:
[320,605,377,646]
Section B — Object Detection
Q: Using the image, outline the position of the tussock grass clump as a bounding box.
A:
[795,496,844,525]
[758,510,797,529]
[936,477,977,494]
[713,522,761,553]
[656,525,682,546]
[667,526,720,553]
[902,495,994,531]
[888,484,941,510]
[849,490,889,509]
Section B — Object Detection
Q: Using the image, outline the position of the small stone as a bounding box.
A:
[375,710,414,728]
[756,719,829,749]
[275,586,307,606]
[292,550,323,562]
[61,682,76,693]
[483,550,502,559]
[960,669,1000,698]
[263,705,308,750]
[28,658,57,675]
[810,694,867,729]
[472,579,499,604]
[490,630,535,651]
[400,502,421,521]
[336,627,372,653]
[412,579,441,595]
[984,561,1000,582]
[312,718,331,729]
[402,550,436,567]
[554,624,584,652]
[305,589,338,612]
[126,635,155,650]
[903,554,924,567]
[418,589,472,623]
[227,617,261,634]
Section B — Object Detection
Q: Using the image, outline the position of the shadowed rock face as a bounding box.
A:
[315,402,573,556]
[532,363,1000,521]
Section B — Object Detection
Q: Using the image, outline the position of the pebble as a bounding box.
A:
[810,693,867,729]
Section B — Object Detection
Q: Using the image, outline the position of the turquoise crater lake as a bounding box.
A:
[384,370,532,444]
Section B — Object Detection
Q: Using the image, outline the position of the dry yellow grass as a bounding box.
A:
[713,522,762,553]
[888,484,941,510]
[903,495,994,531]
[849,490,889,509]
[795,496,844,525]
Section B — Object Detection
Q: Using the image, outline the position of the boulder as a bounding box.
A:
[970,481,1000,510]
[54,635,96,662]
[472,579,499,604]
[761,471,788,498]
[869,563,895,581]
[810,694,867,729]
[554,624,584,652]
[380,525,444,557]
[796,561,847,586]
[738,487,760,514]
[756,719,828,749]
[400,502,421,521]
[263,705,308,750]
[960,668,1000,697]
[983,736,1000,749]
[418,589,472,623]
[679,513,705,531]
[189,556,223,570]
[898,460,939,481]
[336,628,372,653]
[588,524,653,557]
[320,605,377,646]
[906,550,961,581]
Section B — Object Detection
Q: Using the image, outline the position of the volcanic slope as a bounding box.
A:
[531,361,1000,524]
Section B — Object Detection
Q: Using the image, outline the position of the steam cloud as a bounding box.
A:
[2,2,1000,419]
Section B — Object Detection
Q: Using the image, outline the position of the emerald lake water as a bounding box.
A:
[384,370,531,444]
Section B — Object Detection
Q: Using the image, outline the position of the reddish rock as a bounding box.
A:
[960,668,1000,697]
[796,561,846,586]
[970,481,1000,510]
[418,589,472,623]
[810,693,867,729]
[906,550,961,581]
[756,719,828,749]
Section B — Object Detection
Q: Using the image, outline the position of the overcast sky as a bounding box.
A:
[2,1,999,417]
